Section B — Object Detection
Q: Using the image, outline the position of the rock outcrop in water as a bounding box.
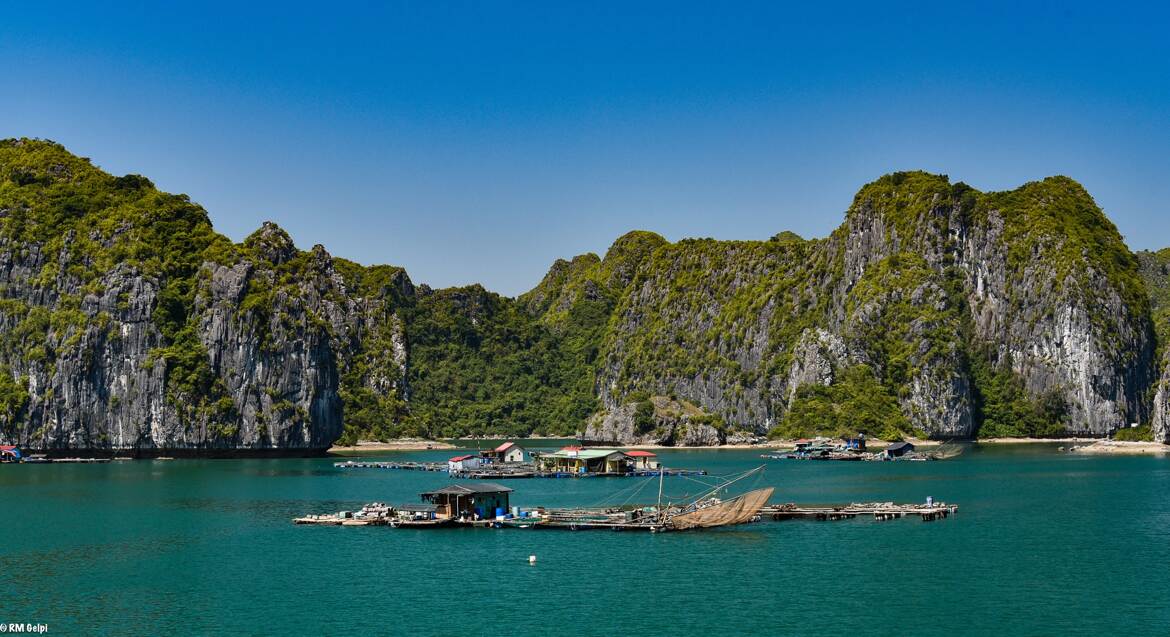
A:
[0,139,1166,451]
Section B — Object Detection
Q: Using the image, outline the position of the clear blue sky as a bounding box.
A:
[2,2,1167,295]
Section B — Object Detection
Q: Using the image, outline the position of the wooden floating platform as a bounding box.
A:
[24,457,112,464]
[761,502,958,521]
[334,460,447,471]
[334,460,708,479]
[296,500,956,531]
[456,468,708,479]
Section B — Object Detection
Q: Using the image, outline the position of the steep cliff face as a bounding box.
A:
[559,172,1157,441]
[0,140,400,453]
[582,396,725,446]
[192,228,351,450]
[1153,350,1170,443]
[1140,249,1170,442]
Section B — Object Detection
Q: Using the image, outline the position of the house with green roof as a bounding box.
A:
[536,447,631,474]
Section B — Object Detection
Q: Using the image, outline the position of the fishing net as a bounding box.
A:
[669,487,774,529]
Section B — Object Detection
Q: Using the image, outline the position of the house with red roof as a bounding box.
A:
[447,454,484,473]
[1,445,21,463]
[624,450,659,470]
[480,441,527,464]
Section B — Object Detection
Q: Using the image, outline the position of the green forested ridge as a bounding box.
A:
[0,139,240,429]
[771,365,914,441]
[0,140,1164,447]
[1140,248,1170,345]
[376,285,600,440]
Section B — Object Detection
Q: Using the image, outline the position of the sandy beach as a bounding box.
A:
[977,437,1098,445]
[1068,440,1170,455]
[328,439,455,453]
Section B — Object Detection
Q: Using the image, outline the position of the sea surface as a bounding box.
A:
[3,443,1170,636]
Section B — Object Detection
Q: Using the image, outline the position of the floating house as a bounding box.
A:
[538,448,631,474]
[794,439,812,451]
[448,454,484,473]
[0,445,20,462]
[884,442,915,458]
[420,483,513,520]
[841,434,867,451]
[481,441,526,464]
[625,450,660,470]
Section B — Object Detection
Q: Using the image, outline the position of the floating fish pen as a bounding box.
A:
[451,465,537,479]
[762,439,965,462]
[296,467,958,532]
[762,451,865,461]
[334,460,448,471]
[761,502,958,521]
[15,456,112,464]
[481,468,707,479]
[337,459,708,479]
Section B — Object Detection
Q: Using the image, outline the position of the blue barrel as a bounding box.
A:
[495,507,505,518]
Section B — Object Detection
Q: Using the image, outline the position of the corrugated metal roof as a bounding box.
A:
[449,455,476,462]
[495,441,516,452]
[624,450,657,457]
[546,449,627,460]
[421,483,514,496]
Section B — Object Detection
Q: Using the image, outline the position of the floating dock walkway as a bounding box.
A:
[333,460,707,478]
[296,501,957,528]
[334,460,447,471]
[761,502,957,521]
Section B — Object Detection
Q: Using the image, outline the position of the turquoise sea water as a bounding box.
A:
[3,444,1170,636]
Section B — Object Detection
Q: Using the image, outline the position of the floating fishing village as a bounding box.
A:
[6,439,962,533]
[300,441,960,533]
[335,441,706,478]
[759,435,965,462]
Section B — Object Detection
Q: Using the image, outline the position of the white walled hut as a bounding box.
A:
[448,455,484,473]
[481,441,527,464]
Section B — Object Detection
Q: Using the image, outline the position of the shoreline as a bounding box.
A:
[328,440,456,453]
[327,435,1169,454]
[1068,440,1169,455]
[977,437,1097,444]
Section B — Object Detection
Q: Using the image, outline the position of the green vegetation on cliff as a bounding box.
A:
[1140,248,1170,347]
[0,140,1162,447]
[0,139,237,427]
[770,365,914,441]
[401,286,597,439]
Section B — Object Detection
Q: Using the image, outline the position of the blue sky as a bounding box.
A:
[2,2,1168,295]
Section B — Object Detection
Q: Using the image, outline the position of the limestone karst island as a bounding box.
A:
[1,140,1167,454]
[4,3,1170,636]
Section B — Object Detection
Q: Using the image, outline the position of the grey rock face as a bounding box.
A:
[581,397,725,446]
[1154,351,1170,443]
[783,328,850,409]
[593,177,1155,439]
[0,223,401,454]
[193,257,343,451]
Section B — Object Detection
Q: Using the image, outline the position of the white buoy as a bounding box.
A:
[528,554,537,564]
